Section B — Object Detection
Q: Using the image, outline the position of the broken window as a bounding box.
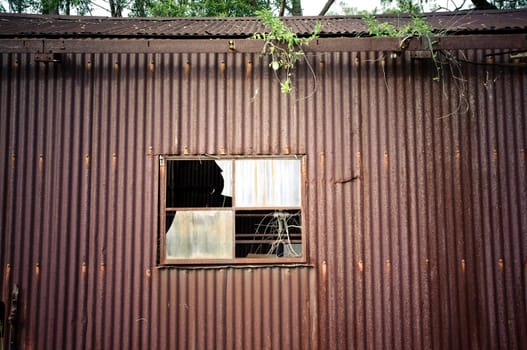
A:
[159,156,305,264]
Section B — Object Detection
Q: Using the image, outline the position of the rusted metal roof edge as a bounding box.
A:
[1,34,526,54]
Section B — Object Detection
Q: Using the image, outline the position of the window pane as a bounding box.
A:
[166,159,232,208]
[215,160,232,197]
[235,209,302,258]
[166,210,233,259]
[235,159,301,207]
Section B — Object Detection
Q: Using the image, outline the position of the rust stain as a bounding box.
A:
[5,264,11,282]
[184,61,191,76]
[321,260,327,283]
[39,154,44,173]
[85,154,90,169]
[220,60,226,78]
[245,60,252,79]
[319,152,325,179]
[486,55,495,64]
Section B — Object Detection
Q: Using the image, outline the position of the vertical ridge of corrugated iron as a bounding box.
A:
[1,45,526,350]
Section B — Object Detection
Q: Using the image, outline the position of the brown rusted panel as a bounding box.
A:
[1,39,527,350]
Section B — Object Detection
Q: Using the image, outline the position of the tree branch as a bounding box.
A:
[471,0,497,9]
[318,0,335,16]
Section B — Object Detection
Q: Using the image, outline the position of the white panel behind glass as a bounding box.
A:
[235,159,301,207]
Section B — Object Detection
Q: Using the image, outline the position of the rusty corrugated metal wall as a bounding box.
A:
[1,41,526,349]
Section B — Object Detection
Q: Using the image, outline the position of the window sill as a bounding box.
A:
[156,263,314,270]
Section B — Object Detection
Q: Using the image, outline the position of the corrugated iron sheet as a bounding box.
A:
[1,40,527,349]
[1,9,527,39]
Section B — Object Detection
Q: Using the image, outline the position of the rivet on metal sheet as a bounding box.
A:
[183,147,189,155]
[321,260,327,281]
[85,154,90,168]
[81,262,87,274]
[460,259,466,272]
[100,262,105,273]
[149,61,155,73]
[498,258,504,272]
[357,260,363,272]
[11,154,16,169]
[86,60,92,70]
[114,62,119,71]
[148,146,153,157]
[385,259,391,273]
[35,263,40,276]
[185,61,191,76]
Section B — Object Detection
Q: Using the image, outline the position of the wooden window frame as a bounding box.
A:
[159,155,307,265]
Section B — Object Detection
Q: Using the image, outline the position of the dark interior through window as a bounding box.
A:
[235,209,301,258]
[166,160,232,208]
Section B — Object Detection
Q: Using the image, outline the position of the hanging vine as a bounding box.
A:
[253,10,321,93]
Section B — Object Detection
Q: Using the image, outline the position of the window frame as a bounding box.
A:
[159,155,307,265]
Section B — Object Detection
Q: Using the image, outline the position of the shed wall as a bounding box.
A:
[1,45,526,349]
